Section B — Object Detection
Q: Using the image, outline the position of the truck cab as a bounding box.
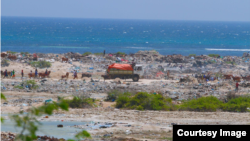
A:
[133,65,144,77]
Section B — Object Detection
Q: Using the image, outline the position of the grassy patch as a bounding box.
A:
[189,54,196,57]
[222,95,250,112]
[82,52,92,56]
[30,61,51,68]
[179,96,223,112]
[111,90,250,112]
[180,95,250,112]
[20,52,29,55]
[14,80,39,90]
[116,92,178,111]
[105,90,124,101]
[208,54,220,58]
[9,51,17,54]
[161,137,173,140]
[116,52,126,56]
[63,96,96,108]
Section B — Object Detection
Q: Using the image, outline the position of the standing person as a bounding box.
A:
[45,69,48,75]
[76,70,77,78]
[5,70,8,78]
[21,70,24,78]
[73,70,75,79]
[12,69,15,78]
[10,71,13,78]
[236,82,239,92]
[35,68,38,77]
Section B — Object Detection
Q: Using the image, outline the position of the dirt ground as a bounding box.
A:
[1,90,250,141]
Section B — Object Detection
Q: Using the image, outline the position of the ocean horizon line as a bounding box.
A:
[2,16,250,23]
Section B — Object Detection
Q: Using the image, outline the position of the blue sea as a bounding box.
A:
[1,17,250,56]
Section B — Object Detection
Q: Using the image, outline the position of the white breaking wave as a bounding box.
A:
[205,48,250,51]
[126,47,153,49]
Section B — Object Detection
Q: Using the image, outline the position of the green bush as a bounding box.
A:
[208,54,220,58]
[179,96,223,112]
[10,51,17,54]
[14,80,38,90]
[106,90,124,101]
[116,92,177,111]
[222,96,250,112]
[189,54,196,57]
[20,52,29,55]
[136,105,144,110]
[63,96,95,108]
[82,52,92,56]
[30,61,51,68]
[116,52,126,56]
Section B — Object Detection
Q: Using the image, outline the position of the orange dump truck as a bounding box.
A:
[101,63,143,82]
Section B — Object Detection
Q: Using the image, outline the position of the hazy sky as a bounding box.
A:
[2,0,250,21]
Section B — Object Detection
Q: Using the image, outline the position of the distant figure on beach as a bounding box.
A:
[45,69,48,75]
[236,82,239,92]
[12,69,15,78]
[30,70,32,76]
[35,69,38,77]
[5,69,8,78]
[73,70,78,79]
[21,70,24,78]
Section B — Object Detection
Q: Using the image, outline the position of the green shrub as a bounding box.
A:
[14,85,24,89]
[106,90,124,101]
[63,96,95,108]
[208,54,220,58]
[30,61,51,68]
[116,95,130,108]
[115,92,177,111]
[116,52,126,56]
[10,51,17,54]
[179,96,223,112]
[14,80,38,90]
[136,105,144,110]
[20,52,29,55]
[222,96,250,112]
[82,52,92,56]
[189,54,196,57]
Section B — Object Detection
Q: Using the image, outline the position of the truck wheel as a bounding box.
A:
[132,75,139,82]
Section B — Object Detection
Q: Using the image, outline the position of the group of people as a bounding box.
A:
[3,69,49,78]
[3,69,15,78]
[29,69,48,77]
